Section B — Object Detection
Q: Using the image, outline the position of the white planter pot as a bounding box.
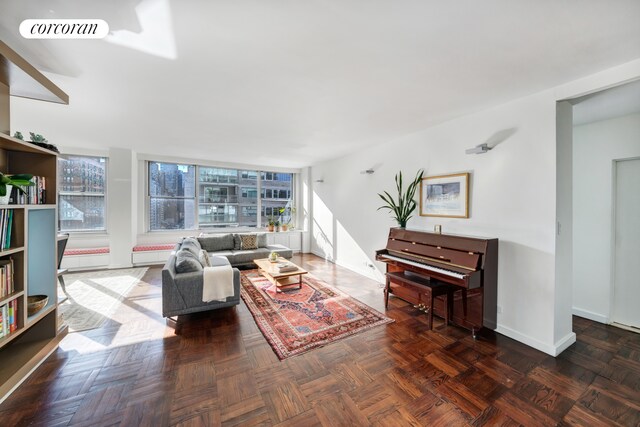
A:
[0,185,12,205]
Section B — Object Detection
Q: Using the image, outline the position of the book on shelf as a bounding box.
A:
[0,299,18,338]
[9,176,46,205]
[0,258,14,298]
[0,209,14,250]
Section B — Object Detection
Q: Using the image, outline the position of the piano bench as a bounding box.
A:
[385,271,455,330]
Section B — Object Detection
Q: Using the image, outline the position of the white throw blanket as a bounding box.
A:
[202,265,234,302]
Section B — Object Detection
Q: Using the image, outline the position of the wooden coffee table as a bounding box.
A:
[254,257,307,292]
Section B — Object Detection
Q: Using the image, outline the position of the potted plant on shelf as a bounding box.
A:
[377,169,424,228]
[287,206,297,230]
[267,216,275,232]
[12,131,60,153]
[274,220,281,232]
[279,206,296,231]
[0,172,35,205]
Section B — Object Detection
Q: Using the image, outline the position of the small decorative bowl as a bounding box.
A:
[27,295,49,317]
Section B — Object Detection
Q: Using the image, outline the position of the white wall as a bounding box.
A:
[572,113,640,323]
[310,59,640,356]
[108,148,137,268]
[311,90,563,353]
[555,101,575,354]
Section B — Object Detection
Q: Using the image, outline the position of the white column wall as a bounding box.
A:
[555,101,576,354]
[107,148,136,268]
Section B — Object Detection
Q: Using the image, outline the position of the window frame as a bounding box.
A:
[145,161,296,232]
[58,154,108,233]
[148,162,197,232]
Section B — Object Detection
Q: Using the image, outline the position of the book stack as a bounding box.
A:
[0,259,14,298]
[0,299,18,337]
[10,176,46,205]
[0,210,14,250]
[277,262,298,273]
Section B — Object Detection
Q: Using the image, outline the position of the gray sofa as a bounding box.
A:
[161,233,293,318]
[196,232,293,267]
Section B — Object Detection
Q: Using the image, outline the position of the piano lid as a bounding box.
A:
[391,227,496,241]
[389,228,493,254]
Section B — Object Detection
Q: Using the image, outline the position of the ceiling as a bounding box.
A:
[572,78,640,126]
[1,0,640,168]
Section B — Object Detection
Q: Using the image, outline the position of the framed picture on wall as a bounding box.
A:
[420,172,470,218]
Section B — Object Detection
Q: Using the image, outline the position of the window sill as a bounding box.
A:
[62,231,109,237]
[143,227,304,235]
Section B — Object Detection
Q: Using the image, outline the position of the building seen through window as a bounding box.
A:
[58,155,107,232]
[148,162,293,230]
[149,162,196,230]
[260,172,293,226]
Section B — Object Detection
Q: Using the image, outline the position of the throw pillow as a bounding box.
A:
[180,239,201,258]
[197,234,235,252]
[183,237,201,250]
[240,234,258,250]
[199,249,211,267]
[233,233,266,249]
[256,232,267,248]
[232,233,242,250]
[175,249,203,273]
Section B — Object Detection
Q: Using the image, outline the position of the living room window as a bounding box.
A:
[147,162,294,231]
[149,162,196,230]
[198,166,259,228]
[261,171,294,225]
[58,155,107,232]
[237,169,258,227]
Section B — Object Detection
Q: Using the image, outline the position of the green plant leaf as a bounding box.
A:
[377,168,424,227]
[9,180,34,186]
[9,174,33,181]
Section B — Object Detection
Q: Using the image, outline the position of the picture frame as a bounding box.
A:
[420,172,469,218]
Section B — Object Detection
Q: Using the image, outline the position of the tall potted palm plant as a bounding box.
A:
[377,169,424,228]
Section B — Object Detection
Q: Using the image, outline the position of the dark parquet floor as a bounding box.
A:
[1,254,639,426]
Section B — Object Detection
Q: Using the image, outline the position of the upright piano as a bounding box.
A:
[376,228,498,337]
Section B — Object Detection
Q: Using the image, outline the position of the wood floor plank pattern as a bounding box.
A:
[1,254,639,426]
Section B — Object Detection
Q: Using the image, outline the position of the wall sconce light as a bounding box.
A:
[465,143,492,154]
[360,163,381,174]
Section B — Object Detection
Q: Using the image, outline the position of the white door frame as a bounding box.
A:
[609,156,640,325]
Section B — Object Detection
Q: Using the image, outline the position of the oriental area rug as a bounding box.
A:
[240,269,393,360]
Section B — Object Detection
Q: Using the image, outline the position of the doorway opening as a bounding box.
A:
[564,79,640,332]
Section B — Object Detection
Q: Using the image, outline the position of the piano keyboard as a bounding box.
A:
[380,254,466,279]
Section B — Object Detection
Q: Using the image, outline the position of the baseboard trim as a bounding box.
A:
[108,263,134,269]
[495,324,575,356]
[309,250,383,282]
[310,249,333,261]
[554,332,577,356]
[572,307,609,324]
